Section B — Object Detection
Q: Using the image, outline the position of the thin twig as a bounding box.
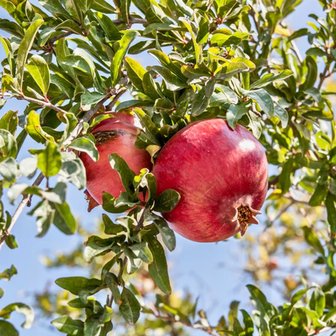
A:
[309,326,334,335]
[317,63,332,90]
[0,173,44,249]
[269,200,295,224]
[48,31,73,44]
[151,312,218,336]
[105,88,127,111]
[112,17,148,25]
[290,40,303,63]
[17,93,68,116]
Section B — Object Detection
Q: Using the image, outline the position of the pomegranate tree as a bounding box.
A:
[153,118,268,242]
[80,112,152,207]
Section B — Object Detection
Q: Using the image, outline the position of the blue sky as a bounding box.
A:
[0,1,326,335]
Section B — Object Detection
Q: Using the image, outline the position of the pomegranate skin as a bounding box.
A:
[80,113,152,205]
[153,119,268,242]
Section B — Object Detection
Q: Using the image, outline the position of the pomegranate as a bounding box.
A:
[153,118,268,242]
[80,112,152,207]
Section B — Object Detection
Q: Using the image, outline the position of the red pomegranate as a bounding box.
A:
[80,112,152,207]
[153,119,268,242]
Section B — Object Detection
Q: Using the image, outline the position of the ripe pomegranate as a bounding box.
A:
[153,119,268,242]
[80,112,152,208]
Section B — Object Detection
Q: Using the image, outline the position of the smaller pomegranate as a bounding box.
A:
[153,118,268,242]
[80,112,152,208]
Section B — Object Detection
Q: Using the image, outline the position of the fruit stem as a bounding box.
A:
[236,205,260,235]
[94,130,125,145]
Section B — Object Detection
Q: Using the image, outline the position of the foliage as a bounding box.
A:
[0,0,336,335]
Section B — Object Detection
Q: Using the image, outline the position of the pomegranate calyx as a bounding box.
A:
[236,204,261,235]
[84,190,99,212]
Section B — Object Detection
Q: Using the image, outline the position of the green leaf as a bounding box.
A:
[62,55,91,74]
[53,202,77,235]
[274,102,289,128]
[244,89,274,116]
[0,303,34,328]
[315,131,331,151]
[291,288,308,305]
[102,193,130,213]
[250,70,293,89]
[309,288,325,317]
[279,158,293,193]
[306,47,326,57]
[25,55,50,96]
[241,309,254,335]
[191,78,216,116]
[130,242,153,263]
[0,265,17,280]
[91,0,115,12]
[29,199,54,237]
[50,73,75,99]
[0,321,18,336]
[84,235,114,262]
[226,104,248,129]
[52,316,84,334]
[0,0,16,14]
[102,214,126,235]
[147,238,171,294]
[55,276,101,295]
[153,217,176,252]
[109,154,135,194]
[180,18,202,64]
[210,86,238,106]
[210,31,249,47]
[301,56,318,90]
[303,226,324,255]
[94,13,121,41]
[326,193,336,233]
[228,300,239,327]
[0,110,18,134]
[154,189,180,212]
[247,284,276,316]
[116,100,153,111]
[0,158,18,183]
[151,66,187,91]
[64,0,83,23]
[111,30,137,86]
[0,129,17,162]
[5,235,18,249]
[35,142,62,177]
[69,136,98,161]
[81,91,106,110]
[16,17,44,89]
[60,153,86,190]
[309,180,328,206]
[217,58,255,78]
[119,288,141,324]
[25,110,54,143]
[83,318,102,336]
[125,57,146,92]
